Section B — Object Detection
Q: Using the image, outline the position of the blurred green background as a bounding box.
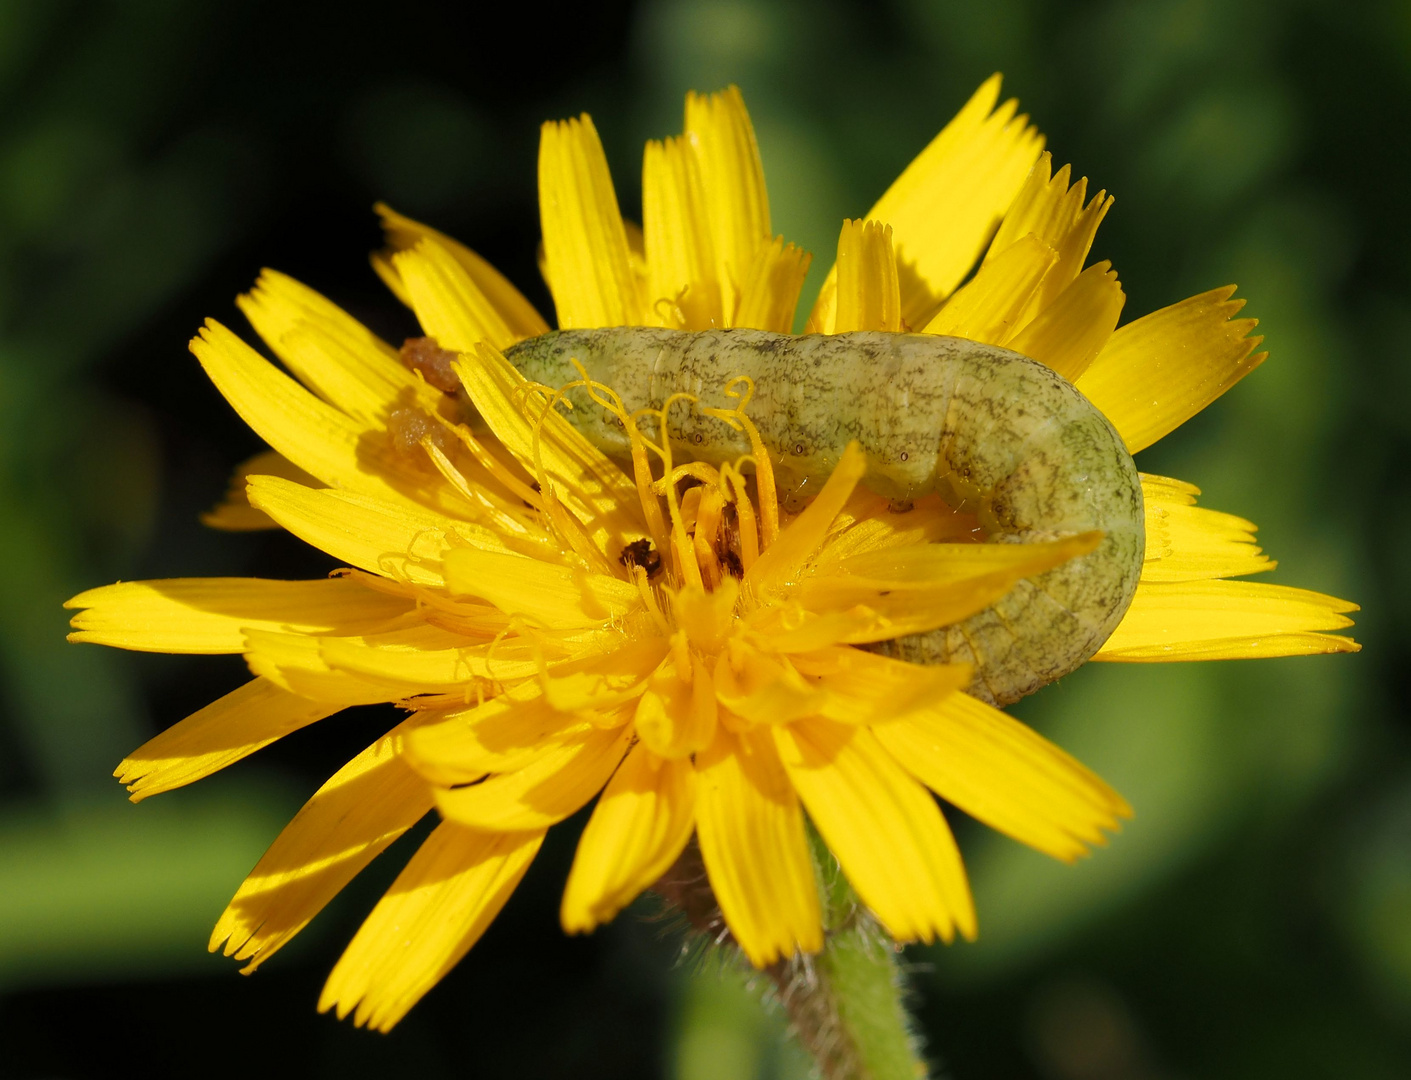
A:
[0,0,1404,1076]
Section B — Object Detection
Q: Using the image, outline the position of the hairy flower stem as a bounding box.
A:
[654,838,926,1080]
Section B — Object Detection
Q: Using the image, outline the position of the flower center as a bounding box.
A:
[568,368,778,600]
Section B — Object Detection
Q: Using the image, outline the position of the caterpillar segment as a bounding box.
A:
[503,328,1144,706]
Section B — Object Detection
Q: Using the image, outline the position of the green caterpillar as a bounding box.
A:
[504,328,1144,705]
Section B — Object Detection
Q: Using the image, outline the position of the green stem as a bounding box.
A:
[655,838,927,1080]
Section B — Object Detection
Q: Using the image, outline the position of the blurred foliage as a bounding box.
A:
[0,0,1406,1077]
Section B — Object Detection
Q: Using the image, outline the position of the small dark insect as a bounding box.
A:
[399,336,462,394]
[618,538,662,578]
[719,548,744,578]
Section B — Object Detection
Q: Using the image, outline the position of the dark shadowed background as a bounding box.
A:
[0,1,1406,1077]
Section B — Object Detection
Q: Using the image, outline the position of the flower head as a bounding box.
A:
[66,76,1356,1031]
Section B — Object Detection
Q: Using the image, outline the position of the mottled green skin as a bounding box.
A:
[504,328,1144,705]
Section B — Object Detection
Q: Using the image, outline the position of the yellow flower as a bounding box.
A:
[64,76,1356,1032]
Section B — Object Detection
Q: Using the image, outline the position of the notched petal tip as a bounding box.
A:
[1078,285,1271,453]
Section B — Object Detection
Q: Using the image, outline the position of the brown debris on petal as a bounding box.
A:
[399,336,462,394]
[388,407,450,456]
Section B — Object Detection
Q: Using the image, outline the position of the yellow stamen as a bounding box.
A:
[659,461,720,494]
[720,463,760,572]
[693,483,726,589]
[521,380,615,574]
[438,417,545,511]
[647,393,706,591]
[569,363,673,561]
[418,437,543,541]
[700,376,778,548]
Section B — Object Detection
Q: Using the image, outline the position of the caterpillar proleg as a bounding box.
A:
[504,327,1145,705]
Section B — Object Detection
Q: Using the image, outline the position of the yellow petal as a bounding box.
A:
[65,576,413,654]
[319,822,543,1032]
[831,220,902,334]
[747,441,869,596]
[560,743,696,933]
[642,135,721,329]
[1044,182,1112,312]
[442,547,640,629]
[391,239,516,352]
[873,692,1129,863]
[246,474,510,588]
[810,75,1044,332]
[733,236,811,333]
[371,250,411,307]
[684,86,770,323]
[406,689,590,785]
[813,492,982,566]
[1076,286,1267,453]
[418,596,528,640]
[1140,474,1273,581]
[375,202,548,341]
[202,449,321,532]
[210,717,434,971]
[190,320,458,515]
[113,678,338,801]
[434,721,631,831]
[538,637,668,713]
[788,646,971,725]
[823,533,1102,582]
[236,269,443,424]
[243,628,417,705]
[740,605,893,654]
[623,216,652,301]
[316,625,539,690]
[633,648,717,759]
[986,154,1074,264]
[775,718,975,944]
[713,640,829,726]
[252,620,540,707]
[694,725,823,966]
[538,114,644,328]
[922,233,1057,344]
[1006,261,1125,381]
[1094,579,1360,660]
[794,532,1103,640]
[987,154,1113,320]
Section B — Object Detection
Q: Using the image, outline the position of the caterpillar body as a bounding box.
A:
[503,328,1144,705]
